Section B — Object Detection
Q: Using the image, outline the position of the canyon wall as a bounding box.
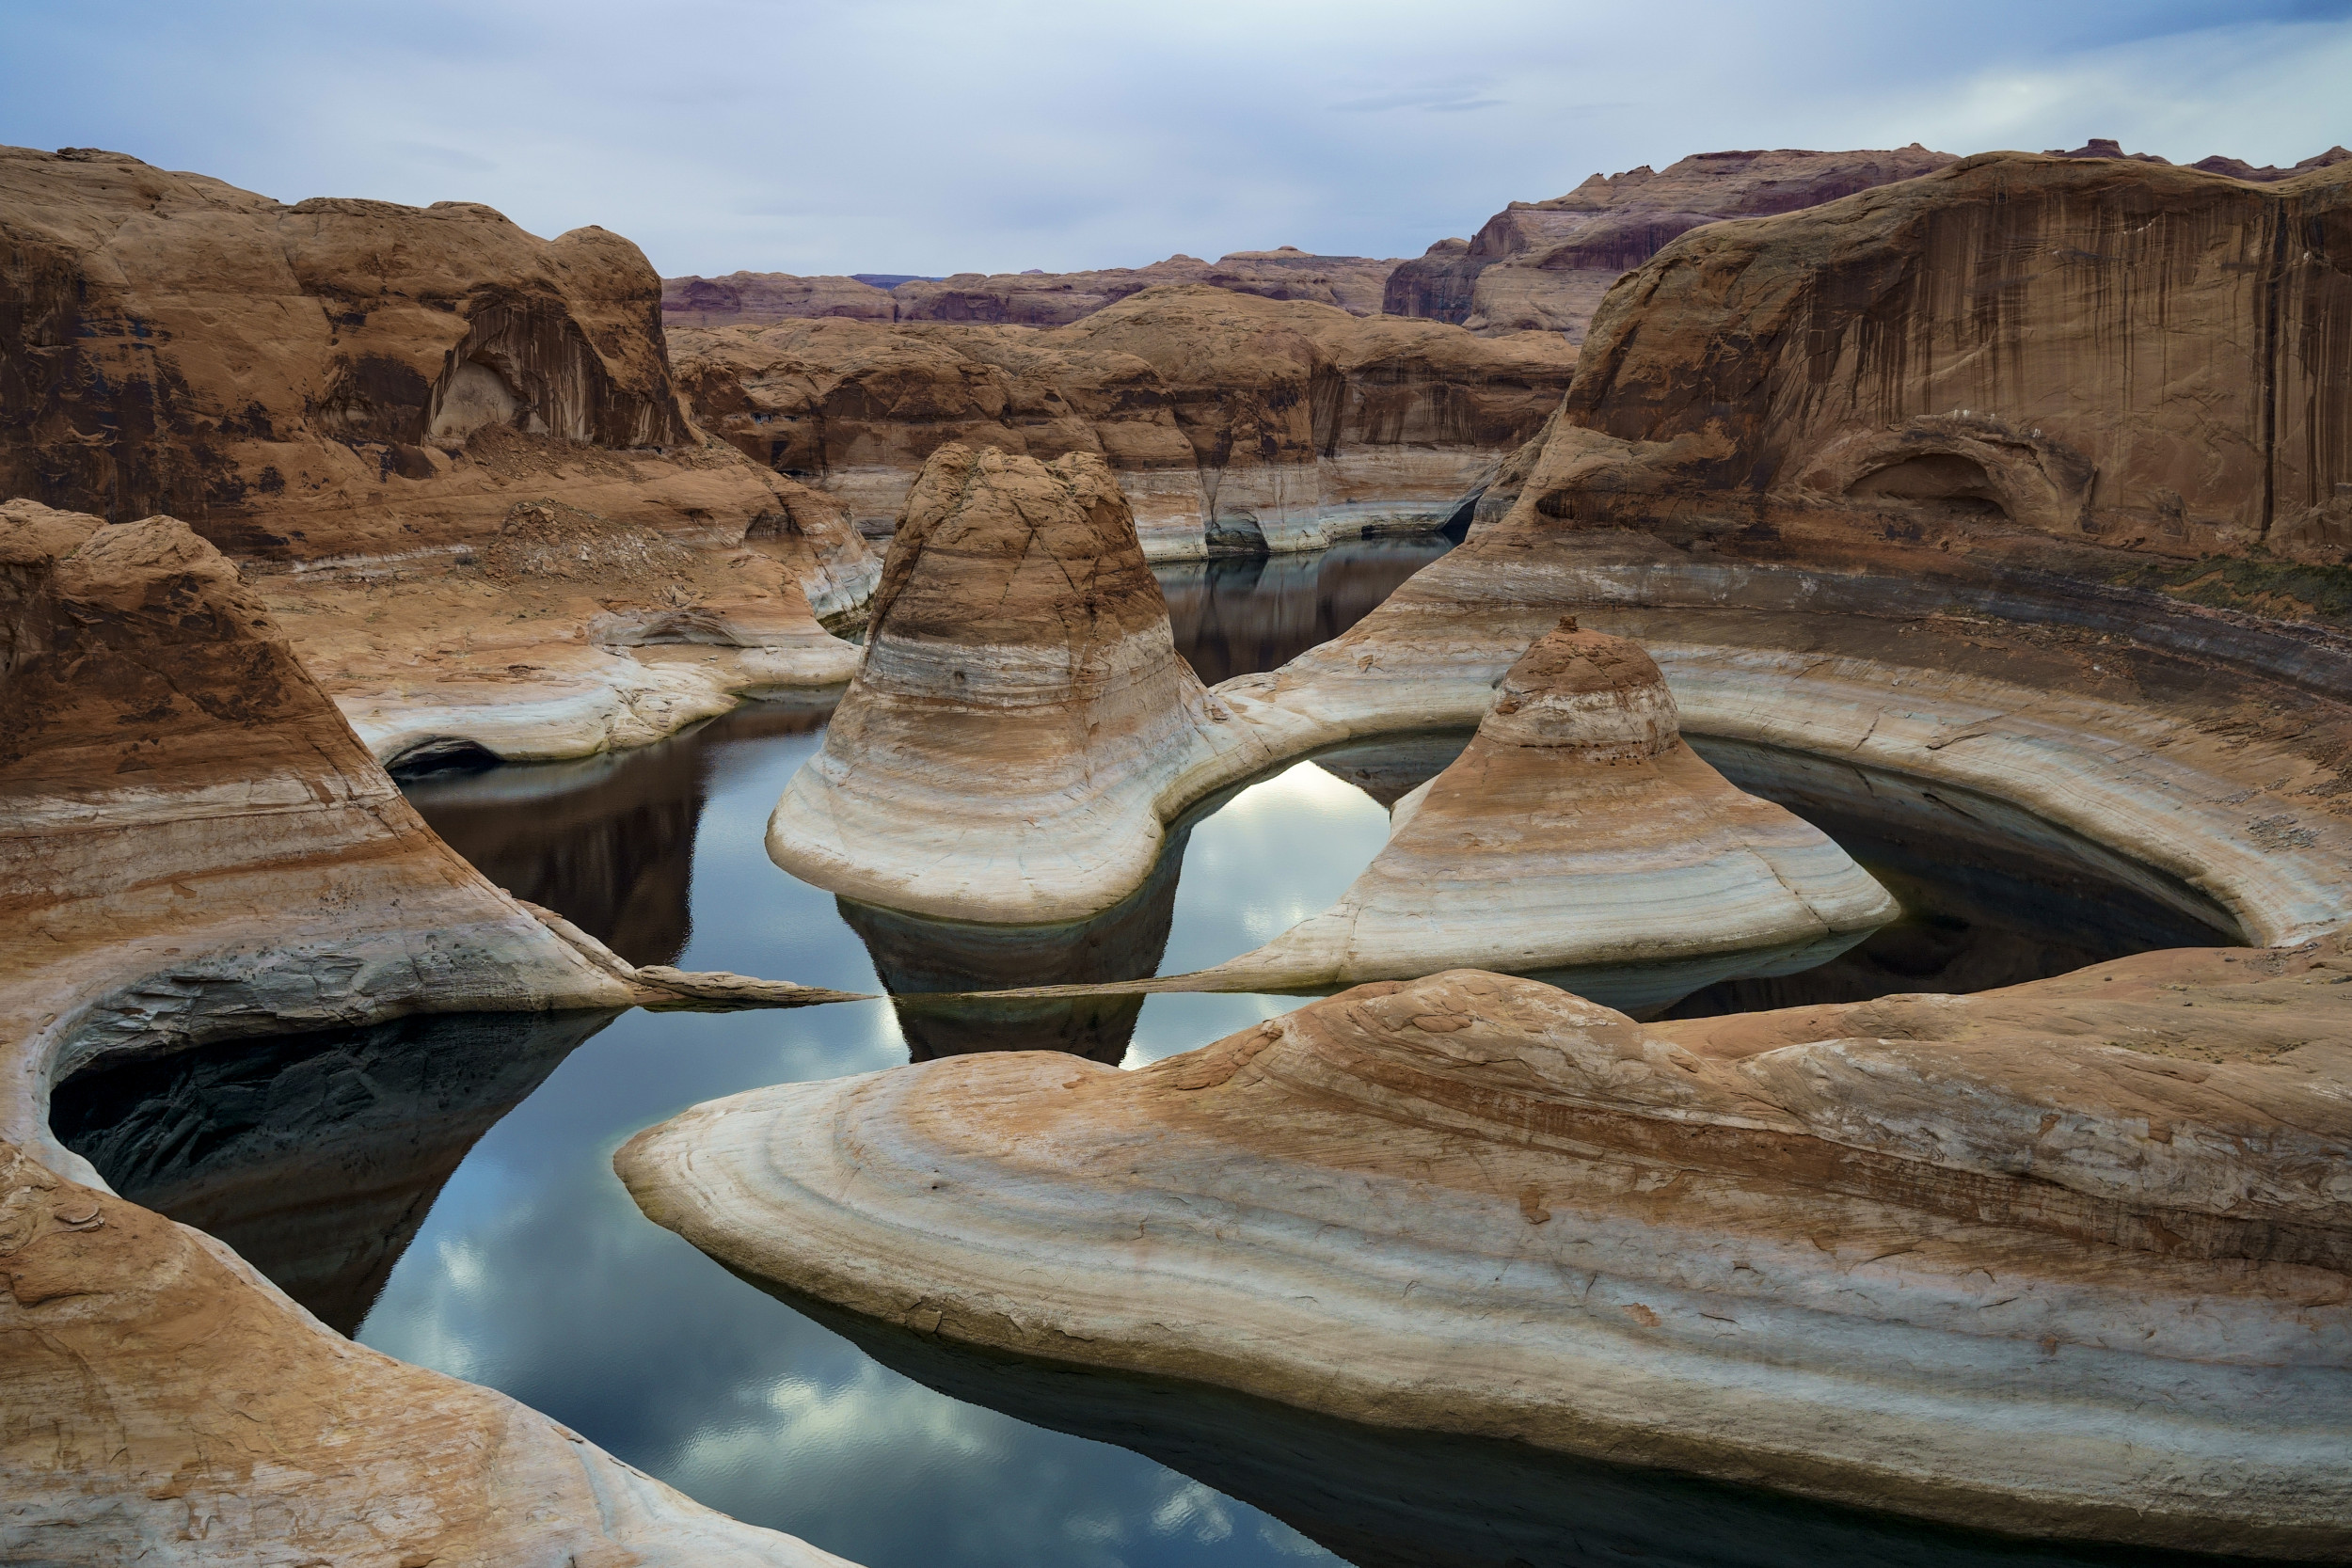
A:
[1383,146,1959,341]
[0,145,879,763]
[1534,150,2352,563]
[664,245,1400,330]
[673,285,1577,557]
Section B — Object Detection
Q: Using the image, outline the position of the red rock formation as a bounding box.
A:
[1383,146,1958,340]
[673,286,1576,556]
[667,246,1403,330]
[663,270,898,327]
[0,145,880,761]
[1548,151,2352,562]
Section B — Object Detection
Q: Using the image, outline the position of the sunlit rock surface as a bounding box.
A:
[0,144,878,765]
[671,285,1574,559]
[620,962,2352,1559]
[767,443,1275,922]
[1196,619,1894,1004]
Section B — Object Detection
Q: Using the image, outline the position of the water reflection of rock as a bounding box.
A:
[1311,730,1471,806]
[403,700,831,967]
[1156,538,1451,685]
[50,1010,619,1336]
[840,831,1188,1062]
[1670,738,2243,1016]
[775,1288,2181,1568]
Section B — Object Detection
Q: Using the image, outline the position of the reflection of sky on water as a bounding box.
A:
[364,718,1381,1567]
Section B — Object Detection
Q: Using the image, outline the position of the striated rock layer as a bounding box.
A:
[0,144,879,763]
[672,285,1575,559]
[665,245,1402,330]
[1384,146,1957,340]
[767,444,1273,921]
[1192,619,1894,1006]
[0,500,857,1564]
[1541,150,2352,561]
[621,960,2352,1559]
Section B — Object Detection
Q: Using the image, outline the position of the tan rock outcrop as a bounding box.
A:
[674,286,1575,558]
[0,145,879,763]
[0,500,858,1562]
[1542,150,2352,563]
[1186,619,1894,1006]
[767,444,1275,921]
[619,956,2352,1559]
[1384,146,1957,341]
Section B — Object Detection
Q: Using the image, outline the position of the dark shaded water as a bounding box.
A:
[57,538,2256,1568]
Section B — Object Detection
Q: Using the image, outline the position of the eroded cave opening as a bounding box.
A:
[1846,451,2010,520]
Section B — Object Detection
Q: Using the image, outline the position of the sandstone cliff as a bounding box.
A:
[1383,146,1958,341]
[666,245,1400,330]
[674,285,1576,558]
[0,145,880,762]
[1539,150,2352,563]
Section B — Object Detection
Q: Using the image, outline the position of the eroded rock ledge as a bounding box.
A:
[0,500,856,1564]
[620,963,2352,1559]
[1180,617,1895,1004]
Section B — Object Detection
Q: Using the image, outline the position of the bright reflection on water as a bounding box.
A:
[346,545,1448,1568]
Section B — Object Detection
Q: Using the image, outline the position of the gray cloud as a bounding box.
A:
[2,1,2345,279]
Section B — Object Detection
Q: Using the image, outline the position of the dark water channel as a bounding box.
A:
[56,537,2258,1568]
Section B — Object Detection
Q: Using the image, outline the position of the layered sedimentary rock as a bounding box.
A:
[1542,150,2352,562]
[664,270,899,326]
[1383,146,1956,340]
[1193,620,1893,1006]
[667,247,1402,331]
[768,444,1275,921]
[0,144,879,762]
[674,285,1575,558]
[621,957,2352,1559]
[0,501,855,1562]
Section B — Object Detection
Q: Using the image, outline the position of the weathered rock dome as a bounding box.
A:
[765,443,1270,923]
[1194,617,1896,1005]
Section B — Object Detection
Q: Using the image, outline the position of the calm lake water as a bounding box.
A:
[57,537,2255,1568]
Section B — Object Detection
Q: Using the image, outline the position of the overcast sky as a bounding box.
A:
[5,0,2348,278]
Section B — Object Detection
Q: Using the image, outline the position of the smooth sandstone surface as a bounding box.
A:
[766,444,1275,922]
[0,501,858,1564]
[1193,620,1896,1002]
[619,961,2352,1559]
[0,144,880,764]
[672,285,1576,558]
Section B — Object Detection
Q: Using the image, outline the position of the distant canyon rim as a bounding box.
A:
[3,132,2350,1567]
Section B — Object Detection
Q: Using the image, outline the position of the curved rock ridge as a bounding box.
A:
[618,963,2352,1559]
[766,444,1276,922]
[670,285,1576,559]
[0,500,863,1564]
[1184,619,1895,1003]
[0,144,879,765]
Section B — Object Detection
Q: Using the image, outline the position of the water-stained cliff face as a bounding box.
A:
[0,145,691,543]
[1540,151,2352,562]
